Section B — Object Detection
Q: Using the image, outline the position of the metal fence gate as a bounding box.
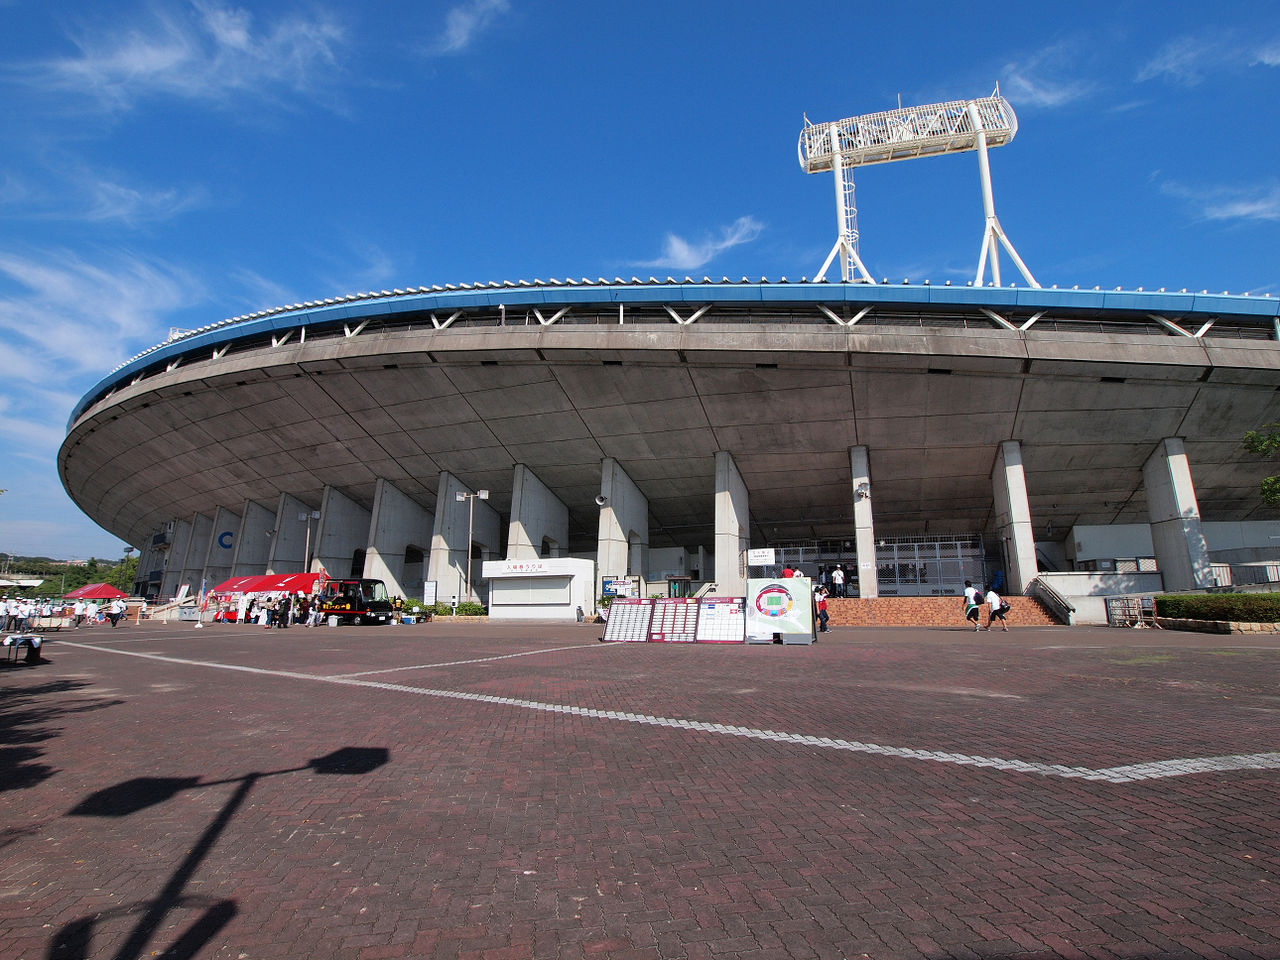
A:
[771,534,985,597]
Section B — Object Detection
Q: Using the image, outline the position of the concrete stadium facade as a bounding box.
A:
[59,280,1280,608]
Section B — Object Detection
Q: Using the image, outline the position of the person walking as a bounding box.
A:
[831,564,845,598]
[984,586,1010,632]
[963,580,982,631]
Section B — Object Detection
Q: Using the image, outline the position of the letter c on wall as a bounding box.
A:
[218,531,234,549]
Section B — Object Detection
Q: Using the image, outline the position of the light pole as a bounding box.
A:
[299,510,320,572]
[454,488,488,604]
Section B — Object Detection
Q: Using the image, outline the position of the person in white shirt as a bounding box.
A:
[73,600,86,628]
[984,588,1009,632]
[830,565,845,598]
[963,580,982,630]
[107,598,127,627]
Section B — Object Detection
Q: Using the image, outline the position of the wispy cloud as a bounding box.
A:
[999,45,1096,109]
[432,0,511,55]
[26,1,347,112]
[1160,179,1280,222]
[637,216,764,271]
[0,247,201,382]
[1139,33,1280,85]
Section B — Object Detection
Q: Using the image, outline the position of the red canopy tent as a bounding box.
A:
[64,582,127,600]
[210,573,323,595]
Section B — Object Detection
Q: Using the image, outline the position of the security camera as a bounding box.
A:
[594,494,608,506]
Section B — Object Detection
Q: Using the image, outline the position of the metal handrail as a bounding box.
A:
[1027,576,1076,625]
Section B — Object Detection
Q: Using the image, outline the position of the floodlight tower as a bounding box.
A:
[798,90,1039,287]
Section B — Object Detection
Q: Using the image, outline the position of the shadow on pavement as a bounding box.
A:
[49,747,391,960]
[0,678,123,793]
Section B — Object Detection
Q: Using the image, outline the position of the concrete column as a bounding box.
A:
[714,451,749,597]
[266,494,316,574]
[365,479,434,601]
[178,512,213,594]
[850,446,879,598]
[159,518,192,600]
[231,500,275,576]
[1143,437,1213,591]
[314,486,372,578]
[992,440,1038,594]
[507,464,569,560]
[135,538,164,597]
[428,472,502,604]
[202,506,242,589]
[596,458,648,581]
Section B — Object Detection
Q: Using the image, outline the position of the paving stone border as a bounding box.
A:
[1155,616,1280,634]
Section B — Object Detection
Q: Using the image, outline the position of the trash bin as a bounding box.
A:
[327,615,339,627]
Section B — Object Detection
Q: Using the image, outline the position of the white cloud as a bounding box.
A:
[1160,180,1280,222]
[1139,33,1280,85]
[999,46,1095,109]
[28,1,347,112]
[0,248,201,381]
[433,0,511,55]
[637,216,764,271]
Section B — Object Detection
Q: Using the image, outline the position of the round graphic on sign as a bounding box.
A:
[754,583,794,618]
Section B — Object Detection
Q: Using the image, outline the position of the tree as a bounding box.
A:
[1243,424,1280,506]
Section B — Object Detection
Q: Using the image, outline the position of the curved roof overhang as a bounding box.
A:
[70,281,1280,429]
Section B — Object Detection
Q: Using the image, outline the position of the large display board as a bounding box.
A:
[648,598,699,642]
[602,598,653,642]
[694,597,745,643]
[745,578,815,644]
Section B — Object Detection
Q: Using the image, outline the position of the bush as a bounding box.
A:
[428,601,487,616]
[1155,592,1280,623]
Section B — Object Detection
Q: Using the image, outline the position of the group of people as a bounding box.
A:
[211,592,326,627]
[2,597,132,630]
[962,580,1010,631]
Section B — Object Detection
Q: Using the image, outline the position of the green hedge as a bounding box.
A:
[427,601,487,616]
[1155,592,1280,623]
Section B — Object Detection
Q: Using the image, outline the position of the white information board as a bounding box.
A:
[745,578,815,644]
[648,598,699,643]
[694,597,745,643]
[602,598,653,642]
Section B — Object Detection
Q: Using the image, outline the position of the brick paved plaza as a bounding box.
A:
[2,620,1278,960]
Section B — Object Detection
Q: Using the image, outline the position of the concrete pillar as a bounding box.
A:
[159,518,192,600]
[427,472,502,604]
[178,512,213,594]
[202,505,242,589]
[714,451,749,597]
[135,538,164,597]
[850,446,879,598]
[507,464,569,560]
[992,440,1038,594]
[596,458,648,581]
[365,479,434,601]
[314,486,372,578]
[1143,437,1213,591]
[231,500,275,576]
[266,493,316,574]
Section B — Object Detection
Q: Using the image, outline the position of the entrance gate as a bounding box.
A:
[772,534,985,597]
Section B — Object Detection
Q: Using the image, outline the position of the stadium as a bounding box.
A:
[57,96,1280,622]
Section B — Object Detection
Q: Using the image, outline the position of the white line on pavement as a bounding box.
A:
[58,641,1280,785]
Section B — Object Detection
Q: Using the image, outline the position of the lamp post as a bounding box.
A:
[454,488,488,603]
[299,510,320,572]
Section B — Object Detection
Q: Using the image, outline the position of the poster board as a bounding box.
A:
[695,597,745,643]
[745,577,815,644]
[602,598,653,642]
[648,598,699,642]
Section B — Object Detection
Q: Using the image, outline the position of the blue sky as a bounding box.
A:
[3,0,1280,559]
